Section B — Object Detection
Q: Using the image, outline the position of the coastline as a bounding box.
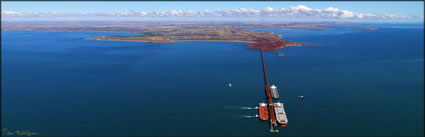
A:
[87,37,255,44]
[175,40,255,43]
[86,38,151,43]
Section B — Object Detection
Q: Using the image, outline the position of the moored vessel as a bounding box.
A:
[274,101,288,127]
[227,82,232,87]
[258,102,269,120]
[270,84,279,99]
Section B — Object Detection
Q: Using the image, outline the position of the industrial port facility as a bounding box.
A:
[257,49,288,132]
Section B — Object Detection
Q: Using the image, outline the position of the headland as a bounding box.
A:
[2,21,378,51]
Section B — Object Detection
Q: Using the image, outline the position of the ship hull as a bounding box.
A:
[274,103,288,125]
[258,103,269,120]
[271,88,279,99]
[270,85,279,99]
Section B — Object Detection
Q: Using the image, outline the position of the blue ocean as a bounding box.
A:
[1,23,423,136]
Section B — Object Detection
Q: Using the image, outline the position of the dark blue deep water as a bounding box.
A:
[2,24,424,136]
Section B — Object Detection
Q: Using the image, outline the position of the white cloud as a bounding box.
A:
[1,5,418,21]
[289,5,312,11]
[2,10,18,15]
[263,7,274,12]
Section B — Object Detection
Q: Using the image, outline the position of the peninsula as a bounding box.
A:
[89,26,308,51]
[2,21,377,51]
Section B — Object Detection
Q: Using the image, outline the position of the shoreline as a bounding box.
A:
[87,37,310,49]
[175,40,254,43]
[86,38,150,43]
[87,37,255,44]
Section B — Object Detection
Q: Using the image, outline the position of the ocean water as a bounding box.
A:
[1,24,424,136]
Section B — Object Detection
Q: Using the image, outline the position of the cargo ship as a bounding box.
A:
[258,102,269,121]
[270,84,279,99]
[274,102,288,127]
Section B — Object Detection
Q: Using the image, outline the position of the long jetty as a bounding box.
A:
[260,49,278,131]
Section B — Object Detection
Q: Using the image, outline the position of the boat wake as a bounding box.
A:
[224,105,255,110]
[221,114,257,118]
[242,115,258,118]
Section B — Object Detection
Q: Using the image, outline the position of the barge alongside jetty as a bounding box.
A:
[258,103,269,121]
[270,84,279,99]
[274,102,288,127]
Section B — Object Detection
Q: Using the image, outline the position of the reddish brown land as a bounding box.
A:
[1,21,359,51]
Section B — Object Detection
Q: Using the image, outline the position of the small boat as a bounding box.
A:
[298,96,304,99]
[274,101,288,127]
[258,102,269,121]
[270,84,279,99]
[227,82,232,87]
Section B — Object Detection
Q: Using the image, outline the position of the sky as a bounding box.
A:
[2,2,424,23]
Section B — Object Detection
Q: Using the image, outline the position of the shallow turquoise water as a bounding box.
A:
[2,24,424,136]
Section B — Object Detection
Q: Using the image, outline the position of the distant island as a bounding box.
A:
[2,22,378,51]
